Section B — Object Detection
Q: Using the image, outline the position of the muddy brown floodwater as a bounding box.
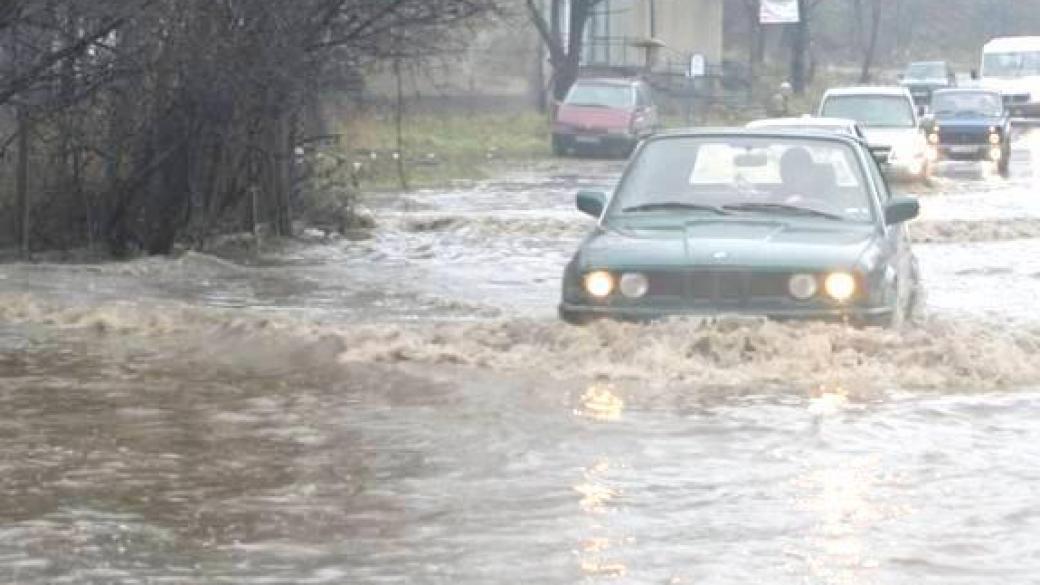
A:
[4,137,1040,584]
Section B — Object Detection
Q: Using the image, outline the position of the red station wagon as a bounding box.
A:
[552,78,659,157]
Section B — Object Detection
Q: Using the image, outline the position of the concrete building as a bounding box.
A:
[582,0,724,74]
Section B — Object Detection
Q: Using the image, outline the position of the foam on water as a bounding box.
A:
[4,294,1040,395]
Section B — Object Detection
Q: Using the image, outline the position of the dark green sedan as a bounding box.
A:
[559,129,923,327]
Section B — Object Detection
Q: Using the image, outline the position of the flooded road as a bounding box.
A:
[4,134,1040,583]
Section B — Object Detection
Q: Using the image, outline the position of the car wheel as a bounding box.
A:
[901,259,925,326]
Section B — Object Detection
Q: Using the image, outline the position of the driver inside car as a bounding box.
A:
[776,146,838,207]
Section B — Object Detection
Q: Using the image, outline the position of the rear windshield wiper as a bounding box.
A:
[722,202,845,221]
[622,201,731,215]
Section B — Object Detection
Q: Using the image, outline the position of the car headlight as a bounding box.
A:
[787,273,818,300]
[824,272,857,302]
[619,273,649,298]
[584,271,614,298]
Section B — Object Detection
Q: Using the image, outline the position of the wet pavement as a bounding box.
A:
[3,134,1040,583]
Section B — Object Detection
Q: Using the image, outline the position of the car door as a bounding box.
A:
[863,145,917,309]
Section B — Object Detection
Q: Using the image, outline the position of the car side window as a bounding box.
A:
[864,150,891,202]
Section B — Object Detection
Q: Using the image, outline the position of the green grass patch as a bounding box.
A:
[337,108,552,190]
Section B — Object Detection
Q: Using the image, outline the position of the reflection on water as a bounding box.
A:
[576,383,625,422]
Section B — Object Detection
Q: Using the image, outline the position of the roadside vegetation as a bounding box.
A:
[334,105,551,190]
[0,0,500,259]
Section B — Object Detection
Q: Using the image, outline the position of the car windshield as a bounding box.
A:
[564,83,634,108]
[983,51,1040,78]
[608,136,874,223]
[906,62,947,80]
[932,92,1003,117]
[820,95,916,128]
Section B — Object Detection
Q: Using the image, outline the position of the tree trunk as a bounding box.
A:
[859,0,882,83]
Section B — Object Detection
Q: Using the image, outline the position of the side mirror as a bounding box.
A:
[576,190,608,218]
[920,114,936,131]
[884,196,920,225]
[917,104,928,117]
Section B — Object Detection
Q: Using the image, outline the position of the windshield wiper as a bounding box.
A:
[622,201,731,215]
[722,202,845,221]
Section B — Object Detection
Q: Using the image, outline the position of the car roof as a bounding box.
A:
[984,36,1040,52]
[650,127,864,147]
[932,87,1000,96]
[746,116,857,128]
[822,86,912,97]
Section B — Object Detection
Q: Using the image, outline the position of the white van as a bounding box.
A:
[980,36,1040,117]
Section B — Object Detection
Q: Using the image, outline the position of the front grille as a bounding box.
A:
[643,271,791,303]
[940,129,988,145]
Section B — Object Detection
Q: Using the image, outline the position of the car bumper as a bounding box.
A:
[558,302,894,326]
[936,144,1000,162]
[553,132,637,151]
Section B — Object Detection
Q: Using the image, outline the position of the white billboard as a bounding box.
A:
[760,0,800,24]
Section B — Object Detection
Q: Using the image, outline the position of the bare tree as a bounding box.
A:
[0,0,497,255]
[524,0,606,101]
[853,0,884,83]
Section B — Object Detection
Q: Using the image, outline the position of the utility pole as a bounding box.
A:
[649,0,657,38]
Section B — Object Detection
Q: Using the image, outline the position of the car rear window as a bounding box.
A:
[821,95,915,128]
[564,84,635,109]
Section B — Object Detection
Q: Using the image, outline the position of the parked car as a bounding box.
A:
[923,88,1011,176]
[551,78,659,158]
[818,86,931,183]
[746,116,866,140]
[979,36,1040,118]
[558,129,922,327]
[900,61,957,106]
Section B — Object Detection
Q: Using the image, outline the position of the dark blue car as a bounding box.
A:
[924,89,1011,176]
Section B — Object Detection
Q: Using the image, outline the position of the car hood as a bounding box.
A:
[556,104,633,129]
[582,219,878,271]
[862,127,920,148]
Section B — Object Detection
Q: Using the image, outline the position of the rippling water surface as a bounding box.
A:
[3,137,1040,583]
